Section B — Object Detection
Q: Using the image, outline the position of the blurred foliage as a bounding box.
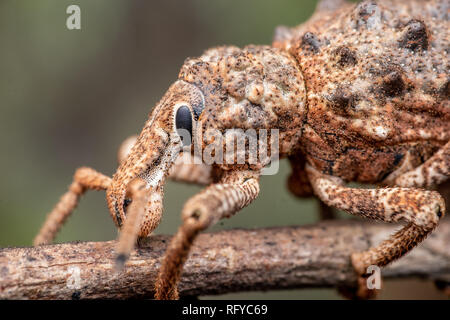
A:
[0,0,444,299]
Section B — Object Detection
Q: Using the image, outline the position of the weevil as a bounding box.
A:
[34,0,449,299]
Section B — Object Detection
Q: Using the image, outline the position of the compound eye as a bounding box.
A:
[175,105,193,146]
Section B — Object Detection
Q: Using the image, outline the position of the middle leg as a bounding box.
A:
[154,169,260,300]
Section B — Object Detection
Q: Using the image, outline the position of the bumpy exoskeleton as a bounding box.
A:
[34,0,449,299]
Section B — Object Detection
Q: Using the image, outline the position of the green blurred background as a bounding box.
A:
[0,0,445,299]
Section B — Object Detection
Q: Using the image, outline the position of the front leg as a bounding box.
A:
[34,167,111,246]
[113,139,214,268]
[306,164,445,298]
[114,178,163,268]
[155,169,260,300]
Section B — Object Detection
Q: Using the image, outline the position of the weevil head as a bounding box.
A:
[106,45,307,229]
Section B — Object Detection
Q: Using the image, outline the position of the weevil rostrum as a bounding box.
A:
[34,0,449,299]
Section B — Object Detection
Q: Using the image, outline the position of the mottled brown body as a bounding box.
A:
[274,0,449,183]
[34,0,449,300]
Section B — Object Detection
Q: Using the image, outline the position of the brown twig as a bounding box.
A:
[0,219,449,299]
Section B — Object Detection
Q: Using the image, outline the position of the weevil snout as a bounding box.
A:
[106,80,205,234]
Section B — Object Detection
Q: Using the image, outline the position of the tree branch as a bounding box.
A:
[1,219,449,299]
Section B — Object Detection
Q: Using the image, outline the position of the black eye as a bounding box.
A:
[175,105,193,146]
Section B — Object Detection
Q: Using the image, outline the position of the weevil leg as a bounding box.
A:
[33,167,111,246]
[395,141,449,188]
[114,178,161,269]
[287,154,337,220]
[113,177,165,269]
[113,137,214,269]
[119,135,215,185]
[306,164,445,299]
[395,142,450,297]
[154,169,260,300]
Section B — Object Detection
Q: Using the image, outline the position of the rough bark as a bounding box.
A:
[0,219,449,299]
